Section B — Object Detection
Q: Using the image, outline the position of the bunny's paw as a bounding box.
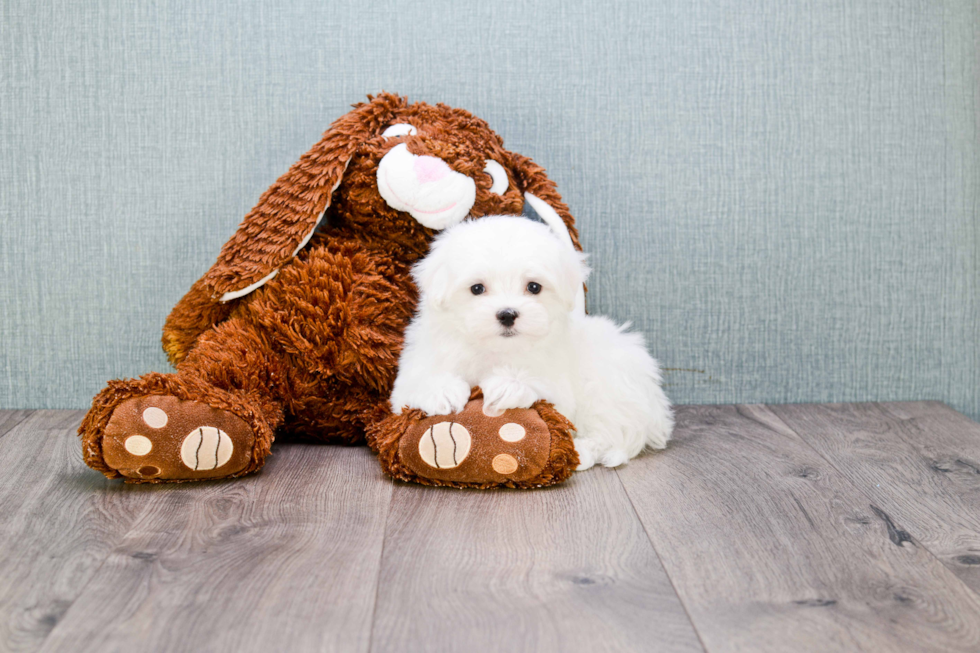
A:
[368,396,579,489]
[100,395,256,482]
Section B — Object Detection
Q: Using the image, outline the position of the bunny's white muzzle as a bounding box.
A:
[377,143,476,230]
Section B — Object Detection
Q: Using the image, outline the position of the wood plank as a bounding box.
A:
[769,401,980,593]
[370,467,703,653]
[39,443,393,653]
[0,411,33,439]
[0,411,148,653]
[617,404,980,653]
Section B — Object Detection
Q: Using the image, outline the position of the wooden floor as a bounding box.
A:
[2,403,980,652]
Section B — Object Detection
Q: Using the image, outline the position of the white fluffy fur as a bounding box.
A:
[390,216,674,470]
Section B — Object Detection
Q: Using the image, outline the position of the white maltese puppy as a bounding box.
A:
[390,216,673,469]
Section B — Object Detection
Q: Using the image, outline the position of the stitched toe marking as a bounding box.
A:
[142,407,169,428]
[124,435,153,456]
[492,454,519,475]
[482,404,506,418]
[498,423,526,442]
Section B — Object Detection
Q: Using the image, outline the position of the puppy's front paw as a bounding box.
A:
[397,374,471,416]
[481,374,539,416]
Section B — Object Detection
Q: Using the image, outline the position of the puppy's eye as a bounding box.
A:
[470,283,486,295]
[382,123,417,139]
[526,282,542,295]
[483,160,509,195]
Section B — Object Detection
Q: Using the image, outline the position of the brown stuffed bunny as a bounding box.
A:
[79,93,580,488]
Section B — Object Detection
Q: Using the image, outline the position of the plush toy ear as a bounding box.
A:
[162,93,406,365]
[204,94,405,301]
[508,152,582,253]
[509,152,587,314]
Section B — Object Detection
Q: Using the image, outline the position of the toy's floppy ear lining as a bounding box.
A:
[509,151,587,314]
[203,95,404,302]
[508,151,583,253]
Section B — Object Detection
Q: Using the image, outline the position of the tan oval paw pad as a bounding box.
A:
[492,454,519,475]
[142,407,169,428]
[482,404,506,418]
[498,423,526,442]
[124,435,153,456]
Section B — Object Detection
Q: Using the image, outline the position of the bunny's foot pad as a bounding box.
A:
[369,398,579,489]
[101,395,255,482]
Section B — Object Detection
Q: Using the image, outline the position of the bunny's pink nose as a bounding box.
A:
[413,156,451,184]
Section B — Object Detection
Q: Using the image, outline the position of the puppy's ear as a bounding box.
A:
[411,247,453,308]
[554,249,590,312]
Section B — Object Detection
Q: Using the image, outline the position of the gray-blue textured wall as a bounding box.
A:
[1,0,978,418]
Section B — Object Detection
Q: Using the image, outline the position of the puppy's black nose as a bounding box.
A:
[496,308,519,327]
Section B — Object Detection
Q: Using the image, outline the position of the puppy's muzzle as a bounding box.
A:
[496,309,519,328]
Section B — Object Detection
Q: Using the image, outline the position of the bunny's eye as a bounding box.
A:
[483,160,509,195]
[382,123,418,139]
